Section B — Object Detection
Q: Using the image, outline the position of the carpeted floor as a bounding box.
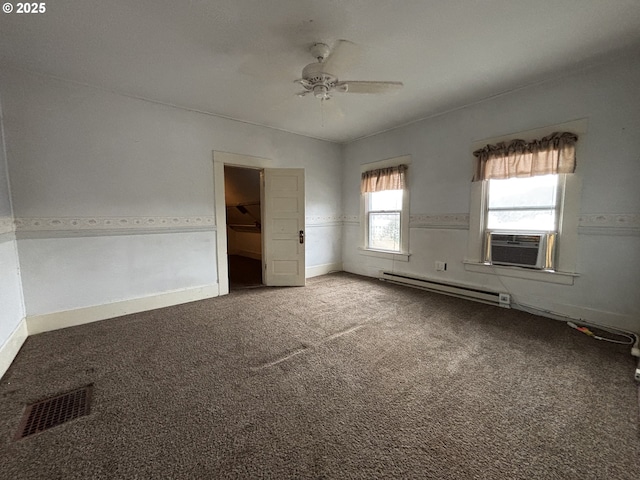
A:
[1,273,638,479]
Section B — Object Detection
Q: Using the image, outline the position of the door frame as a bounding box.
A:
[213,151,271,295]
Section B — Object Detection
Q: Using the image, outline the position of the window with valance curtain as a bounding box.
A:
[360,164,408,253]
[361,164,407,193]
[472,132,577,182]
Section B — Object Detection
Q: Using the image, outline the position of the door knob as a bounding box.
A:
[299,230,304,244]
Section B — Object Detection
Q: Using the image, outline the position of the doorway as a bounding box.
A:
[213,151,306,295]
[224,165,263,290]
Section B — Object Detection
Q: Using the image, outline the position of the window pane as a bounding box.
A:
[369,212,400,251]
[370,189,403,211]
[488,175,558,209]
[487,209,556,231]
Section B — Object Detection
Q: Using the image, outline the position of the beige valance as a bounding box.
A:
[361,165,407,193]
[472,132,577,182]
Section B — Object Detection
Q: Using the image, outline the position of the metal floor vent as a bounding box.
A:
[15,385,93,441]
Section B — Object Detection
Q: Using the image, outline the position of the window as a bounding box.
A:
[486,174,561,232]
[367,189,403,251]
[465,126,582,280]
[359,156,411,259]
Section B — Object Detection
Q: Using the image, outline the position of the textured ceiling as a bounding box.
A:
[1,0,640,143]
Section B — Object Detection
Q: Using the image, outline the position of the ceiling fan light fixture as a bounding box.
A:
[313,85,330,99]
[294,40,403,106]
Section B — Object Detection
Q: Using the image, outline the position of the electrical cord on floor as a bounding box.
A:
[566,321,635,345]
[486,263,639,350]
[514,300,634,343]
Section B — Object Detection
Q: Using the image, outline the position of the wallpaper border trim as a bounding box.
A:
[0,216,14,235]
[577,214,639,236]
[410,214,470,229]
[14,216,217,238]
[10,213,639,237]
[0,216,15,244]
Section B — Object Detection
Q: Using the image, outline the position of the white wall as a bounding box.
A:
[342,53,640,333]
[17,232,216,316]
[4,53,638,341]
[0,95,25,363]
[0,69,342,320]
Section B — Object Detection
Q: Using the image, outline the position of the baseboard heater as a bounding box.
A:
[379,271,510,308]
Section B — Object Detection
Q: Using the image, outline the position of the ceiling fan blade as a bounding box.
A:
[336,81,403,94]
[321,40,361,75]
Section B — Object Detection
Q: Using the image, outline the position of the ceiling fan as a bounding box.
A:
[295,41,403,101]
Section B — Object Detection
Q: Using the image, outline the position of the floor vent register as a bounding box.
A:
[14,385,93,441]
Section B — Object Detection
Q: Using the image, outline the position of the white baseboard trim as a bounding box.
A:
[0,318,28,379]
[512,298,640,335]
[26,284,219,335]
[306,262,343,278]
[342,262,383,279]
[343,264,640,335]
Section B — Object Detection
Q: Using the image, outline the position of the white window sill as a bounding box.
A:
[463,261,578,285]
[358,247,410,262]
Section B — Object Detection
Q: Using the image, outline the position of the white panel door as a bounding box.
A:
[264,168,305,286]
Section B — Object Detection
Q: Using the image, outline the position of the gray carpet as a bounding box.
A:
[1,272,638,479]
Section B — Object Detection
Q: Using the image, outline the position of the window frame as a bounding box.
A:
[359,155,411,261]
[484,174,564,234]
[465,120,586,282]
[482,174,566,271]
[366,192,403,252]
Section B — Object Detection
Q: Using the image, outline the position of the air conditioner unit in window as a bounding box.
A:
[485,232,556,270]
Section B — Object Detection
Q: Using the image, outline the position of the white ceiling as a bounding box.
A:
[1,0,640,143]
